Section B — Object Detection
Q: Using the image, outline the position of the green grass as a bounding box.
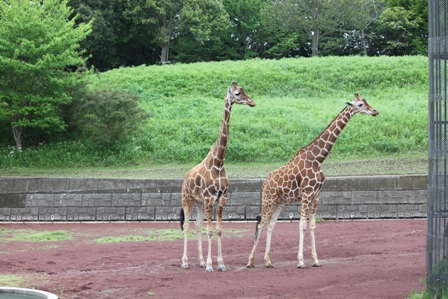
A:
[0,151,428,178]
[0,275,23,287]
[0,56,428,173]
[0,274,50,290]
[0,227,245,246]
[96,228,246,243]
[0,228,72,242]
[408,291,448,299]
[408,283,448,299]
[17,230,72,242]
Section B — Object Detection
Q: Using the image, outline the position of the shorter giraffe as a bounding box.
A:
[247,93,378,268]
[181,82,256,272]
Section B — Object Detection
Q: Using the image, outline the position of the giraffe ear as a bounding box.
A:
[346,101,353,107]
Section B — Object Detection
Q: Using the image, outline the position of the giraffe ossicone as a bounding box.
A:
[180,82,256,272]
[246,93,378,269]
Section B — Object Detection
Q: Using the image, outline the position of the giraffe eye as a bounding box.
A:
[234,92,240,96]
[357,102,363,107]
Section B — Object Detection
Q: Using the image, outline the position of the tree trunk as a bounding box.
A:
[159,12,171,64]
[361,29,367,56]
[160,42,169,64]
[311,31,319,56]
[12,126,22,152]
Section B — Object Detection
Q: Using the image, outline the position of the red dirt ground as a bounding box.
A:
[0,219,426,299]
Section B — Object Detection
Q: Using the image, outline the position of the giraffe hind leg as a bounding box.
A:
[254,214,261,240]
[180,208,185,231]
[247,214,266,268]
[264,202,285,268]
[181,200,193,269]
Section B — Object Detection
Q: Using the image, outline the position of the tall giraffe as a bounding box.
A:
[180,82,256,272]
[247,93,378,269]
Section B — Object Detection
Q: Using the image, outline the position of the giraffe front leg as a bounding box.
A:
[309,214,320,267]
[216,197,227,272]
[309,196,321,267]
[205,198,214,272]
[297,217,306,268]
[297,201,309,268]
[196,203,206,268]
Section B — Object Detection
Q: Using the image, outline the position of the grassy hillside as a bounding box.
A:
[0,56,429,177]
[88,56,428,163]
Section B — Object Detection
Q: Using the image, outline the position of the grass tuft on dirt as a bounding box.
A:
[96,228,247,243]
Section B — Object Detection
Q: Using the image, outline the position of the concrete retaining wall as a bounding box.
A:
[0,175,427,221]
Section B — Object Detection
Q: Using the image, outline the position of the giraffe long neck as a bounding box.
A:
[207,98,232,168]
[303,106,355,164]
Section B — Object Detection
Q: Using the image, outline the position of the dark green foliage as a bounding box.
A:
[65,0,427,69]
[0,0,93,151]
[427,259,448,298]
[71,1,120,70]
[383,0,428,55]
[0,140,151,168]
[73,88,151,148]
[0,116,13,147]
[0,86,155,168]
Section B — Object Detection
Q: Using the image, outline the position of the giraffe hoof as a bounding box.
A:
[199,263,206,268]
[266,264,274,268]
[205,267,214,273]
[217,266,226,272]
[246,264,255,268]
[313,263,322,267]
[297,264,306,268]
[181,264,189,269]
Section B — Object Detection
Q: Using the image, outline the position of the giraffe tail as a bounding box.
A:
[180,208,185,231]
[254,214,261,240]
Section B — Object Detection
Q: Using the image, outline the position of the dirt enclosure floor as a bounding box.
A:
[0,219,426,299]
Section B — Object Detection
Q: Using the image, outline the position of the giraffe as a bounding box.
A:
[180,81,256,272]
[247,93,378,269]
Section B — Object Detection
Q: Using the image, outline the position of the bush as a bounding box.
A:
[427,258,448,298]
[73,88,151,148]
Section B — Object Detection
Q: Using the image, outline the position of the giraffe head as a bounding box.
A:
[346,93,379,116]
[227,82,256,107]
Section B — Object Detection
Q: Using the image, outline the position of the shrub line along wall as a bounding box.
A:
[0,175,427,222]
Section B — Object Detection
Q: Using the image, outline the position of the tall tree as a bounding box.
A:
[123,0,230,64]
[378,0,427,55]
[378,6,422,55]
[221,0,298,59]
[69,0,120,70]
[172,0,266,62]
[69,0,160,70]
[220,0,265,59]
[350,0,385,56]
[0,0,92,151]
[262,0,352,56]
